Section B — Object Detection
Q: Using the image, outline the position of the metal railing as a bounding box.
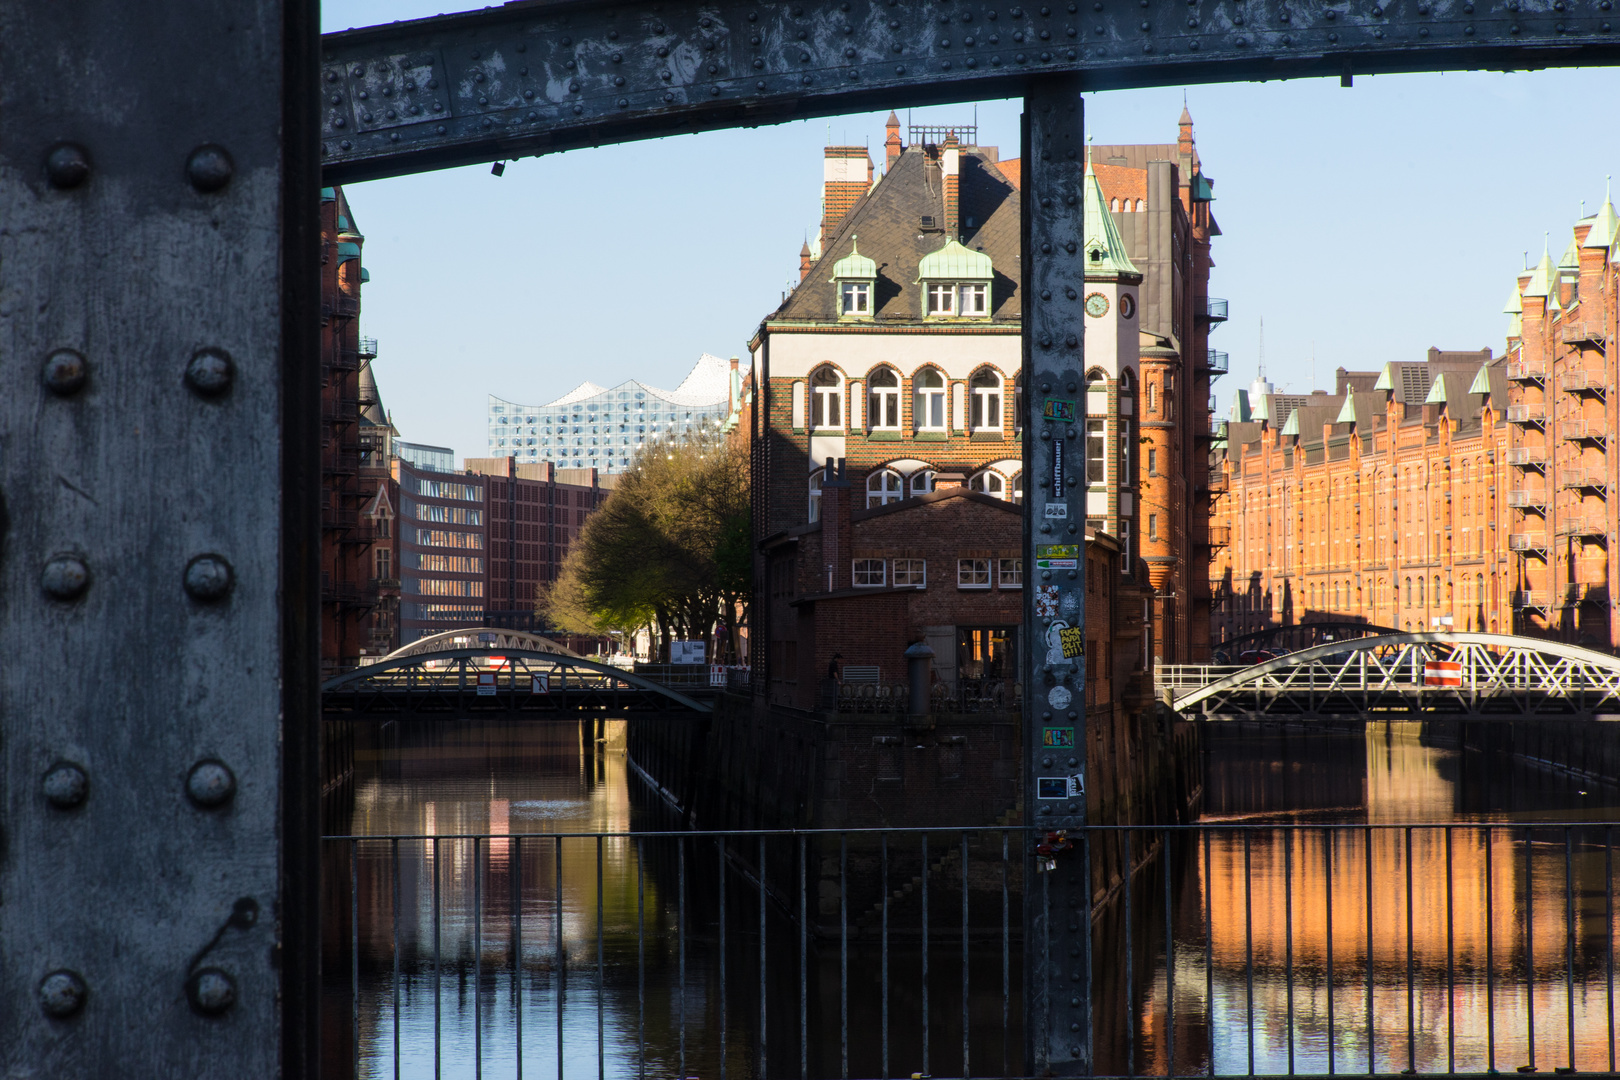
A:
[1511,590,1546,609]
[1203,297,1229,322]
[1204,349,1229,375]
[1507,446,1548,467]
[1564,419,1607,442]
[1509,532,1548,551]
[1556,517,1608,539]
[1507,360,1547,381]
[1507,489,1547,509]
[358,336,379,358]
[326,822,1620,1078]
[1561,468,1609,490]
[1562,371,1606,394]
[1507,404,1546,424]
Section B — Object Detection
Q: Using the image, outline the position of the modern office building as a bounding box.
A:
[395,454,488,646]
[488,354,734,473]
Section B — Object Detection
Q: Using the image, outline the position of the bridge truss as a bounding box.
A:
[1164,632,1620,719]
[323,648,711,717]
[5,0,1619,1074]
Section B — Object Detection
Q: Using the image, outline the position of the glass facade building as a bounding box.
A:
[488,354,732,473]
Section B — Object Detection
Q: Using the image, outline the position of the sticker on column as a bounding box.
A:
[1043,502,1068,519]
[1047,684,1073,710]
[1043,399,1077,422]
[1045,620,1070,663]
[1035,584,1060,619]
[1037,777,1067,800]
[1036,544,1077,570]
[1052,439,1064,489]
[1067,771,1085,798]
[1043,727,1076,747]
[1058,625,1085,659]
[1059,590,1079,616]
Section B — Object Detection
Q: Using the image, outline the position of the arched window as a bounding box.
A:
[811,366,843,429]
[1405,577,1412,605]
[969,470,1007,500]
[1135,199,1144,212]
[970,370,1003,431]
[1010,471,1024,505]
[1110,198,1120,212]
[1476,573,1484,607]
[909,469,937,497]
[1435,576,1443,605]
[866,469,903,508]
[1013,373,1025,434]
[1417,576,1425,604]
[867,367,901,430]
[913,368,946,431]
[808,469,825,522]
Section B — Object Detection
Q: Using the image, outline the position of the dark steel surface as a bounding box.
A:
[1021,75,1092,1077]
[318,0,1620,184]
[0,0,319,1074]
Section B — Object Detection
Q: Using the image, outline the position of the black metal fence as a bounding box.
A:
[324,823,1620,1079]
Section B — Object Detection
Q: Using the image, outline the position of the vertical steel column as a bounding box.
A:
[0,0,319,1075]
[1022,74,1090,1078]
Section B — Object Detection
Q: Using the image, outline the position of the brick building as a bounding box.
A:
[748,113,1169,703]
[394,450,489,647]
[319,186,386,674]
[463,456,610,634]
[1211,190,1620,652]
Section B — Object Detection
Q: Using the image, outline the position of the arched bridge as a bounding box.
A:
[322,649,711,719]
[1160,632,1620,720]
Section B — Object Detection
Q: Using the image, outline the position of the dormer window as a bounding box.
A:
[916,238,993,321]
[830,237,878,320]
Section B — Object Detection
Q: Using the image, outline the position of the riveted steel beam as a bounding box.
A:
[0,0,321,1075]
[321,0,1620,183]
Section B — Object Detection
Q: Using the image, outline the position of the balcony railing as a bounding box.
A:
[1203,297,1229,323]
[1562,419,1606,442]
[1561,322,1606,347]
[1506,359,1546,381]
[1561,371,1606,394]
[1505,489,1546,509]
[1506,446,1546,467]
[1556,517,1607,539]
[1511,590,1546,609]
[1560,468,1609,491]
[1206,525,1231,547]
[1204,349,1229,375]
[1507,532,1547,552]
[358,336,379,359]
[1506,404,1545,424]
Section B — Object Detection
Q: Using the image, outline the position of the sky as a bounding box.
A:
[325,2,1619,460]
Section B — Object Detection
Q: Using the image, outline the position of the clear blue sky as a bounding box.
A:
[325,3,1618,459]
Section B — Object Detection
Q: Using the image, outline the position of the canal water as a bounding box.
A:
[326,718,1620,1078]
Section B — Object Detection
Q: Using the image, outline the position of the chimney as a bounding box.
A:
[821,459,852,591]
[942,130,960,238]
[821,146,873,248]
[884,111,903,173]
[799,240,812,283]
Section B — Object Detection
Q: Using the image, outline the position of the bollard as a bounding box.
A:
[905,641,936,717]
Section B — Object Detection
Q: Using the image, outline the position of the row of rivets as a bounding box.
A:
[36,136,242,1022]
[42,759,235,811]
[46,143,232,193]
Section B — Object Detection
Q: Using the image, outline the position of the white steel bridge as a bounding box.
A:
[1160,632,1620,720]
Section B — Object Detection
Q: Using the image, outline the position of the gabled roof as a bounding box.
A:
[1502,285,1523,314]
[1584,197,1618,249]
[771,145,1020,325]
[1522,243,1555,298]
[1082,152,1141,279]
[1558,236,1581,271]
[1468,364,1493,396]
[1336,391,1382,426]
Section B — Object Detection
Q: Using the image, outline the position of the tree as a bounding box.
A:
[539,427,751,662]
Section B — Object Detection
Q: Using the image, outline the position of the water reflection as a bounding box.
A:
[328,718,1620,1077]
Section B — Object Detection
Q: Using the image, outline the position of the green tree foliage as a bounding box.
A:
[539,428,750,661]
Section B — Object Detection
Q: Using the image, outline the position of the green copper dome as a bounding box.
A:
[916,238,993,281]
[830,237,877,280]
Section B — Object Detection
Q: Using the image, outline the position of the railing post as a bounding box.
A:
[1021,74,1091,1077]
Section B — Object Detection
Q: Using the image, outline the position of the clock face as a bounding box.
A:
[1119,293,1136,319]
[1084,292,1110,318]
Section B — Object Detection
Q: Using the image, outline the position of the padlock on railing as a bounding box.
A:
[1034,830,1072,872]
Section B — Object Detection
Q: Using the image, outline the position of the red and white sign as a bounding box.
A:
[477,671,497,696]
[1424,660,1462,687]
[710,665,726,687]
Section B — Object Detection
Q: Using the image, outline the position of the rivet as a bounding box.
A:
[187,968,237,1015]
[184,554,234,602]
[187,760,237,808]
[618,97,629,107]
[757,79,768,89]
[1066,334,1079,347]
[41,556,89,602]
[39,971,87,1018]
[45,143,91,190]
[42,349,88,396]
[43,762,89,809]
[340,140,353,150]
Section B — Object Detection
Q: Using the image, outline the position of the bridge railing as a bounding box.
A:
[326,822,1620,1078]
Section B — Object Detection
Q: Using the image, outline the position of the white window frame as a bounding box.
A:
[914,369,947,431]
[852,558,886,587]
[894,558,927,587]
[957,558,991,589]
[909,470,937,497]
[926,282,956,316]
[840,280,872,316]
[1086,419,1107,485]
[959,282,988,316]
[998,558,1023,588]
[969,471,1007,500]
[810,367,843,430]
[809,469,825,523]
[866,469,903,508]
[970,371,1002,431]
[868,367,901,429]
